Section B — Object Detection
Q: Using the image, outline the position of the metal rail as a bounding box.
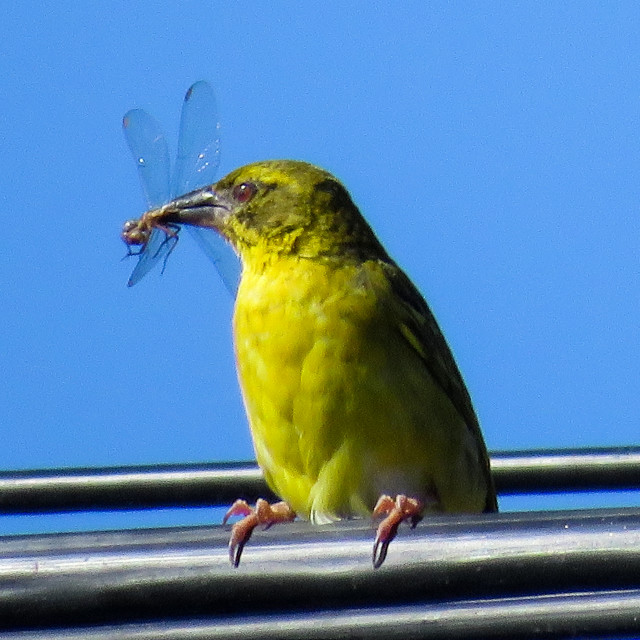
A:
[1,447,639,514]
[1,508,640,637]
[1,590,639,639]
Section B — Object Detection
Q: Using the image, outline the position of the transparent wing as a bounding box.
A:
[174,81,241,293]
[123,109,170,207]
[123,109,172,286]
[185,227,240,294]
[126,229,177,287]
[172,80,221,195]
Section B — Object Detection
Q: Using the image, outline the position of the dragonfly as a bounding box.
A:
[121,81,240,292]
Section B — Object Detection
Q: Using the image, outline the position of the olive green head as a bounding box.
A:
[162,160,388,264]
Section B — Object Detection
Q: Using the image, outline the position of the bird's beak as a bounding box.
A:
[159,186,232,231]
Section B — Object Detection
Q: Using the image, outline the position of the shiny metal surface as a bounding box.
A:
[1,508,639,632]
[1,447,639,514]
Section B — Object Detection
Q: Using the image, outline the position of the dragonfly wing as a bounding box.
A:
[185,226,241,294]
[127,228,176,288]
[172,81,221,195]
[123,109,171,208]
[173,81,240,294]
[123,108,173,285]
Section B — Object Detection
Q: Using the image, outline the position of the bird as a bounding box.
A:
[152,159,497,567]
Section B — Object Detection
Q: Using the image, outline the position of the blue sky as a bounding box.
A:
[1,3,638,535]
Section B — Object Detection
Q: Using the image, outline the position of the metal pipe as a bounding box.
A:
[1,447,639,514]
[1,589,639,639]
[1,508,639,631]
[0,461,275,513]
[491,446,640,493]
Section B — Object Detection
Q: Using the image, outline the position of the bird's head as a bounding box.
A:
[160,160,387,266]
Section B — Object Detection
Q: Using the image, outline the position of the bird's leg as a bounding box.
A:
[223,498,296,567]
[372,494,424,568]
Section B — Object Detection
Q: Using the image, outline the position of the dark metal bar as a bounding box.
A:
[0,461,277,514]
[1,447,639,514]
[1,508,639,631]
[491,446,640,494]
[1,589,639,639]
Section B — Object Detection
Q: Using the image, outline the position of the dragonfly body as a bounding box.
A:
[122,213,171,247]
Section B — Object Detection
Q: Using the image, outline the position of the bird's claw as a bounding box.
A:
[223,499,295,567]
[372,495,423,569]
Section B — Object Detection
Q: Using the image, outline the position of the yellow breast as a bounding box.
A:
[233,255,488,523]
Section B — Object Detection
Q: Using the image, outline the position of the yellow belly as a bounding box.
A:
[233,256,488,523]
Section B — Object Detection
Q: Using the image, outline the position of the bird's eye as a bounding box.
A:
[232,182,258,204]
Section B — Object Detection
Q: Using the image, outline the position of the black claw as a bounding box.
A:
[373,538,389,569]
[230,539,246,568]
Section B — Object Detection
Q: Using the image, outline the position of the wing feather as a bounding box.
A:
[381,261,498,512]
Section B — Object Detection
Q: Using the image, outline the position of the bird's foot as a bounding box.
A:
[372,494,423,568]
[222,498,296,567]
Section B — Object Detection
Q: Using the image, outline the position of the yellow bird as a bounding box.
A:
[155,160,497,567]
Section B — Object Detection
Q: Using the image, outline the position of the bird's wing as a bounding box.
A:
[381,261,498,511]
